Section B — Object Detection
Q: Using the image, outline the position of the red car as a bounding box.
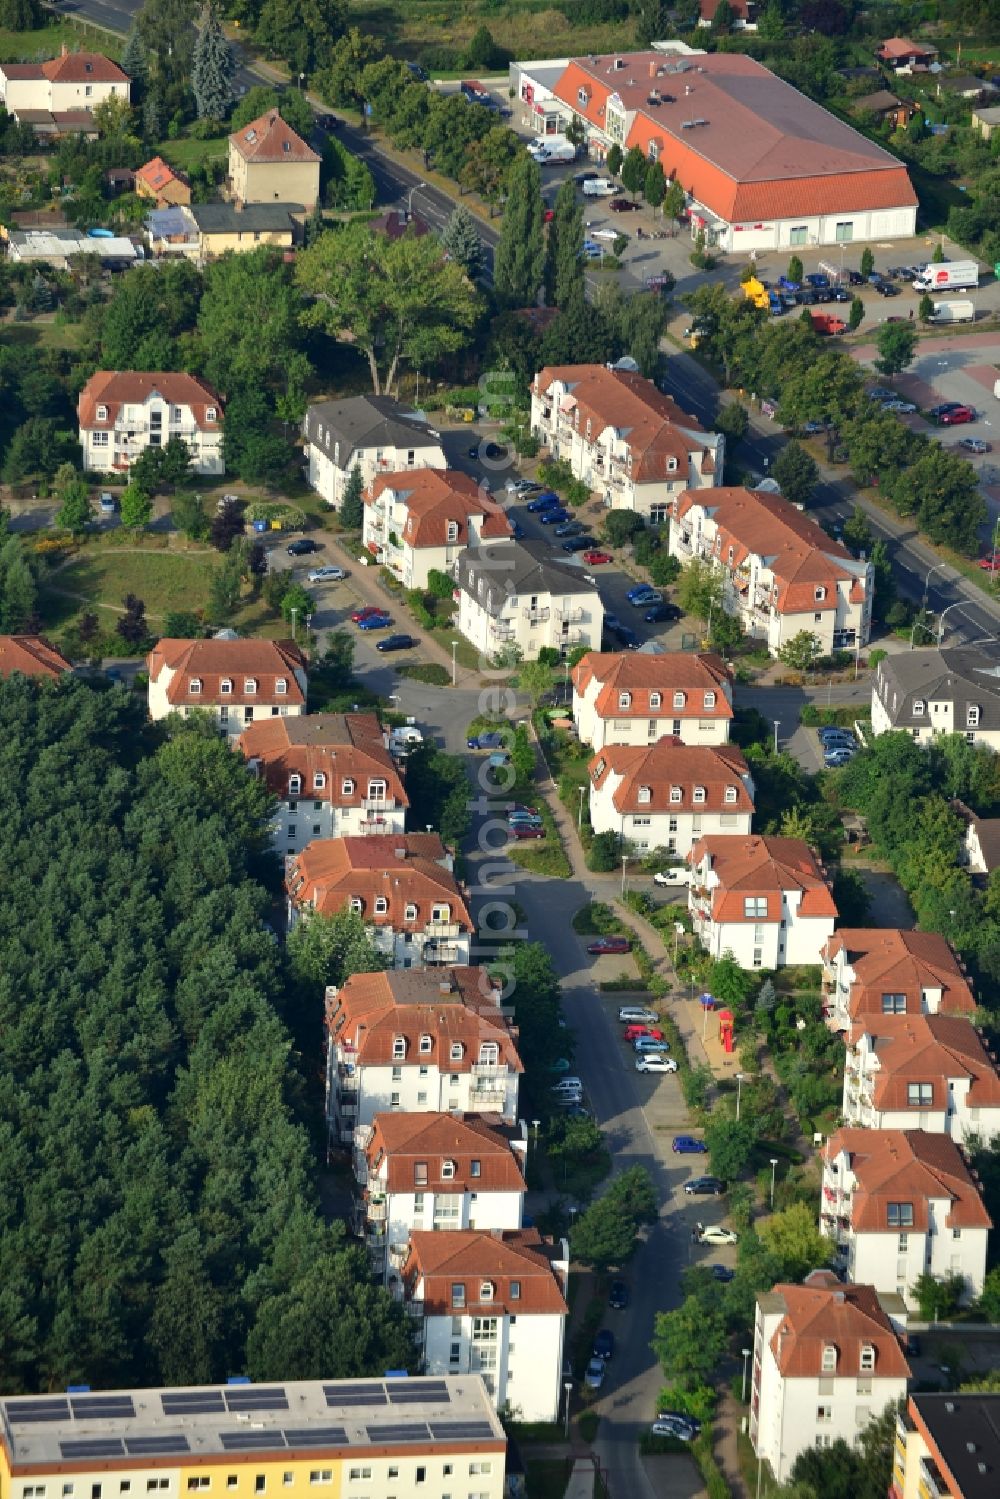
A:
[508,803,538,817]
[587,935,632,955]
[351,604,382,623]
[511,824,545,839]
[582,549,612,565]
[624,1024,664,1042]
[544,208,555,223]
[938,405,974,426]
[979,554,1000,572]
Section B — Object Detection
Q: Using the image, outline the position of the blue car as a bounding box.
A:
[526,491,560,513]
[628,590,659,608]
[539,507,570,525]
[358,612,391,631]
[611,624,640,650]
[627,584,657,602]
[672,1135,707,1154]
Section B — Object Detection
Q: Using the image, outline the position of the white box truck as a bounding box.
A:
[582,177,616,196]
[913,260,980,293]
[533,135,576,163]
[930,299,975,325]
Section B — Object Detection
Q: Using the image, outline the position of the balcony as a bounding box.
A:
[426,920,461,938]
[674,534,694,556]
[555,606,584,625]
[472,1061,508,1080]
[366,1196,387,1223]
[425,942,463,965]
[523,607,550,624]
[363,797,396,811]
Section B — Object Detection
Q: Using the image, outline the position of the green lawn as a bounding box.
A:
[1,318,87,353]
[0,19,120,61]
[525,1459,569,1499]
[47,544,224,622]
[156,135,229,172]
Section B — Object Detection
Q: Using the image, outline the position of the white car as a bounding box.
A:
[635,1055,678,1074]
[307,565,346,583]
[697,1224,738,1246]
[653,869,687,886]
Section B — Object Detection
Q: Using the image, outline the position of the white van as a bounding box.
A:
[550,1077,583,1097]
[582,177,616,197]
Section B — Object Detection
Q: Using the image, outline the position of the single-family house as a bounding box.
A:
[228,108,320,209]
[455,541,604,662]
[588,739,754,857]
[688,834,838,969]
[877,38,938,72]
[303,395,447,510]
[699,0,757,27]
[953,799,1000,875]
[190,201,302,259]
[78,371,224,475]
[853,91,918,128]
[363,468,512,588]
[842,1014,1000,1145]
[0,635,72,680]
[146,636,306,735]
[871,646,1000,749]
[134,155,191,207]
[571,650,733,749]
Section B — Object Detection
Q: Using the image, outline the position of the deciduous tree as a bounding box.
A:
[120,481,152,531]
[875,321,917,377]
[492,153,545,309]
[773,439,818,507]
[757,1202,831,1280]
[676,556,723,625]
[778,630,823,673]
[55,464,93,536]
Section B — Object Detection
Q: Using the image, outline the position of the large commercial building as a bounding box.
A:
[0,1378,506,1499]
[511,49,917,252]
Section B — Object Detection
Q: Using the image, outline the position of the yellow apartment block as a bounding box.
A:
[0,1378,505,1499]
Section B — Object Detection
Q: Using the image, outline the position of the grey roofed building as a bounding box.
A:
[190,201,303,233]
[907,1391,1000,1499]
[455,540,600,617]
[302,394,441,469]
[871,644,1000,747]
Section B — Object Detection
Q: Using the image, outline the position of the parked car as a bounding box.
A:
[628,591,661,610]
[526,491,560,512]
[645,602,682,623]
[619,1005,659,1023]
[824,747,855,767]
[624,1024,664,1041]
[938,406,977,426]
[574,169,600,184]
[467,731,506,750]
[636,1054,678,1073]
[511,823,545,839]
[551,1077,584,1098]
[584,1358,606,1391]
[587,935,632,955]
[593,1330,615,1361]
[654,868,687,886]
[672,1136,707,1154]
[883,399,917,413]
[960,437,991,454]
[609,623,640,649]
[928,402,962,419]
[818,725,854,740]
[582,549,613,565]
[627,583,657,602]
[376,633,416,652]
[656,1410,701,1432]
[307,565,346,582]
[351,604,382,623]
[608,197,640,212]
[876,282,900,297]
[357,612,392,631]
[697,1224,738,1245]
[608,1281,629,1310]
[684,1176,725,1196]
[554,520,585,537]
[977,553,1000,572]
[508,809,543,824]
[287,537,320,556]
[868,386,895,401]
[539,507,570,525]
[98,491,116,513]
[509,803,538,817]
[563,535,596,553]
[710,1264,735,1283]
[633,1037,670,1053]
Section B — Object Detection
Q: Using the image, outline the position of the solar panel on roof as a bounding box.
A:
[60,1440,126,1460]
[219,1432,286,1451]
[7,1400,71,1423]
[385,1386,446,1405]
[70,1397,136,1419]
[365,1423,430,1443]
[225,1388,288,1412]
[161,1393,226,1415]
[323,1383,386,1408]
[282,1428,349,1448]
[125,1437,191,1456]
[429,1421,495,1441]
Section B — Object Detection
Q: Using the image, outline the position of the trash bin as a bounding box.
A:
[252,519,267,533]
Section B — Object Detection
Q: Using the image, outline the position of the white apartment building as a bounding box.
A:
[821,1129,992,1309]
[146,636,306,736]
[363,468,512,588]
[303,394,446,510]
[323,966,523,1145]
[670,485,872,655]
[78,371,224,475]
[352,1112,527,1285]
[287,833,472,970]
[588,739,754,857]
[237,712,407,854]
[871,645,1000,748]
[750,1271,910,1484]
[402,1228,568,1423]
[455,541,603,662]
[689,834,838,969]
[842,1015,1000,1145]
[530,364,723,520]
[571,650,733,749]
[822,928,977,1034]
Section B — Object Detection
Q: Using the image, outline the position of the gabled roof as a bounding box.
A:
[135,156,186,192]
[825,1128,992,1233]
[534,364,712,483]
[875,645,1000,729]
[825,929,976,1022]
[691,834,837,922]
[367,1113,526,1194]
[676,486,865,613]
[326,966,522,1074]
[229,109,320,164]
[0,635,72,680]
[851,1014,1000,1114]
[763,1276,910,1379]
[287,833,472,934]
[572,650,732,722]
[455,541,601,618]
[404,1228,566,1316]
[147,638,305,707]
[237,712,407,812]
[878,37,937,60]
[79,372,223,432]
[303,395,443,471]
[370,468,513,549]
[589,740,753,815]
[955,799,1000,871]
[39,50,127,83]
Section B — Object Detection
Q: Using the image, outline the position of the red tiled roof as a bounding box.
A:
[825,1128,992,1233]
[690,834,837,922]
[0,634,71,680]
[370,468,513,549]
[287,833,472,933]
[367,1113,525,1194]
[851,1015,1000,1114]
[825,929,976,1023]
[403,1228,567,1316]
[79,372,223,433]
[534,365,708,484]
[551,52,916,227]
[42,51,127,84]
[326,966,523,1074]
[237,712,407,813]
[147,638,305,707]
[573,650,732,723]
[589,740,753,815]
[700,0,753,17]
[229,109,320,164]
[878,37,937,61]
[135,156,184,192]
[766,1277,910,1379]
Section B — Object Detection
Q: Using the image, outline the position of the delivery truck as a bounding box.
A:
[913,260,980,293]
[930,299,975,325]
[582,176,616,196]
[809,310,847,335]
[531,135,577,163]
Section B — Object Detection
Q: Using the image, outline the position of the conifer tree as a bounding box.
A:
[191,6,235,121]
[493,154,544,309]
[441,205,483,281]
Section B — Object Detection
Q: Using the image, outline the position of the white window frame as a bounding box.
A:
[313,772,326,790]
[968,705,981,727]
[392,1036,406,1060]
[342,777,355,795]
[912,699,925,717]
[244,678,257,695]
[450,1041,464,1062]
[275,678,287,695]
[405,902,418,921]
[288,774,302,795]
[673,691,686,708]
[821,1345,836,1372]
[724,786,737,803]
[188,678,201,695]
[220,678,233,695]
[349,896,363,914]
[693,786,706,804]
[704,691,716,709]
[206,407,217,422]
[649,691,661,709]
[480,1280,494,1300]
[419,1034,433,1053]
[374,896,388,915]
[669,786,682,803]
[441,1160,456,1179]
[96,404,108,421]
[637,786,651,805]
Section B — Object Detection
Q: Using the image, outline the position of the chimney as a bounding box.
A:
[649,60,657,77]
[61,42,68,56]
[395,846,407,859]
[834,1291,845,1303]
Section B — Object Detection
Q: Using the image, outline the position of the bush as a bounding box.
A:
[397,662,449,685]
[587,831,620,871]
[577,1410,600,1441]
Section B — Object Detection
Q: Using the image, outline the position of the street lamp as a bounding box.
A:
[741,1346,752,1403]
[773,720,780,755]
[621,853,628,897]
[922,559,947,610]
[936,601,966,644]
[563,1379,573,1440]
[290,606,298,642]
[735,1071,745,1121]
[577,783,586,830]
[407,182,427,218]
[532,1119,540,1148]
[769,1157,779,1210]
[673,921,684,965]
[451,640,458,685]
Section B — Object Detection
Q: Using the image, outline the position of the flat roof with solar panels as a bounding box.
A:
[0,1378,505,1470]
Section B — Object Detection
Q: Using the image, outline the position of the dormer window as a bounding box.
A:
[288,774,302,795]
[618,691,632,709]
[342,778,355,796]
[220,678,232,695]
[450,1042,464,1062]
[206,407,217,423]
[419,1034,433,1054]
[244,678,257,695]
[649,692,661,709]
[313,772,326,791]
[441,1160,455,1179]
[374,896,388,916]
[480,1281,494,1301]
[693,786,706,804]
[704,691,715,709]
[859,1344,875,1372]
[968,705,981,727]
[446,521,459,542]
[478,1042,499,1065]
[275,678,287,695]
[96,404,108,421]
[431,904,449,922]
[814,587,826,602]
[727,546,734,564]
[821,1345,837,1373]
[188,678,201,695]
[673,691,686,708]
[368,779,386,800]
[667,457,677,472]
[913,699,925,717]
[725,786,737,803]
[637,786,651,805]
[350,897,363,914]
[392,1036,406,1060]
[669,786,682,803]
[405,902,418,921]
